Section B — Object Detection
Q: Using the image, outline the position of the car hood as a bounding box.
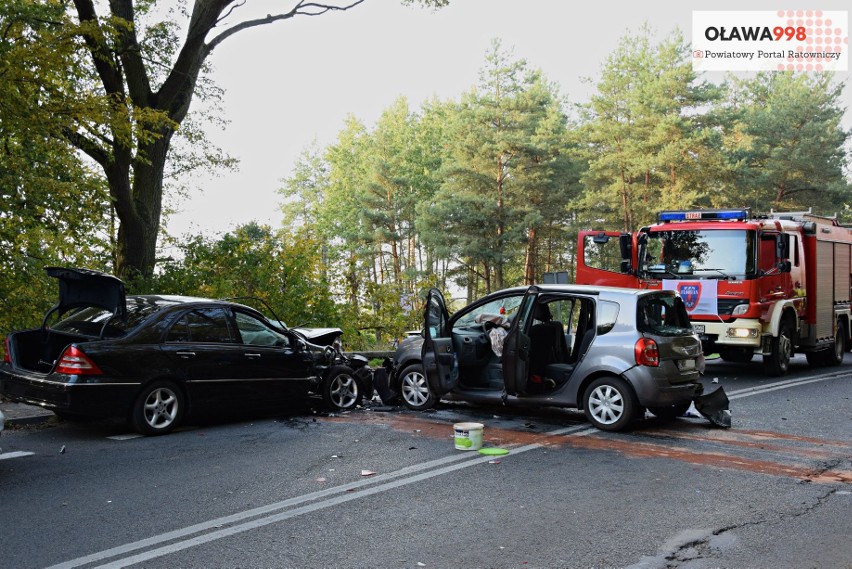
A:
[293,327,343,346]
[46,267,127,320]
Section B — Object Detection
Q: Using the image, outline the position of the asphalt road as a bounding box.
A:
[1,355,850,569]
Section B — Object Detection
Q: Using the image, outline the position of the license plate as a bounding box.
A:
[692,324,705,334]
[678,358,696,371]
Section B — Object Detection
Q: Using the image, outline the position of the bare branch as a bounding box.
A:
[206,0,365,53]
[217,0,247,23]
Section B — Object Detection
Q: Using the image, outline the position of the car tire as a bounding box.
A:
[131,380,185,436]
[583,376,638,432]
[648,402,691,420]
[763,317,793,377]
[322,365,361,411]
[398,363,436,411]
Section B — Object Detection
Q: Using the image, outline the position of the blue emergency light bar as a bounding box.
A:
[659,209,749,222]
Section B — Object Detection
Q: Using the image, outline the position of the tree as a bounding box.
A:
[0,1,113,332]
[719,72,851,214]
[579,26,722,231]
[279,142,331,239]
[418,40,577,297]
[153,223,339,331]
[2,0,446,283]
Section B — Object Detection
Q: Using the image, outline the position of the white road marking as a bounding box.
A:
[0,450,35,460]
[48,424,594,569]
[725,370,850,400]
[47,369,850,568]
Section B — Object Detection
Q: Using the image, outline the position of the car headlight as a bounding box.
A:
[731,303,750,316]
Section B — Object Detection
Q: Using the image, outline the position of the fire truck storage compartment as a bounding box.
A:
[813,238,851,340]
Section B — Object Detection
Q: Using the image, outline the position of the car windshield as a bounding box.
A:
[640,229,756,279]
[52,296,179,337]
[637,294,693,337]
[453,294,525,328]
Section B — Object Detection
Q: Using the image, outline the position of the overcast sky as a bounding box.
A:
[166,0,851,238]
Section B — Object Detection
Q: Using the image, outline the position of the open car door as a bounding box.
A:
[576,231,639,288]
[502,286,539,395]
[421,288,458,396]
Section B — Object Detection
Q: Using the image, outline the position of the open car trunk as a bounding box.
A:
[7,329,95,373]
[7,267,127,374]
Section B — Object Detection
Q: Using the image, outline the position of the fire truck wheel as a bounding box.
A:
[763,318,793,376]
[806,320,846,367]
[835,320,848,362]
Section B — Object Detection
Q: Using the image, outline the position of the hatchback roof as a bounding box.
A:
[535,283,671,297]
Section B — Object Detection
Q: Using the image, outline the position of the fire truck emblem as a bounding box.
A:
[678,283,702,311]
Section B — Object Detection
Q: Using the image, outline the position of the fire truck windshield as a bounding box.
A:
[639,229,756,280]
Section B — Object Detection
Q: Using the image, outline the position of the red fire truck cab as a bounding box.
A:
[576,209,852,376]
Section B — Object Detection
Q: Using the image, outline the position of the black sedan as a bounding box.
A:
[0,267,354,435]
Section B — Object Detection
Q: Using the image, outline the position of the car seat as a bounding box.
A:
[527,303,571,390]
[540,301,596,388]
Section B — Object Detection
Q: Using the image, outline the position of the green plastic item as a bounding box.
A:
[478,447,509,456]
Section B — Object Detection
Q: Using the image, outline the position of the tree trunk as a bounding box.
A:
[523,226,538,285]
[71,0,367,282]
[114,135,170,281]
[495,157,505,290]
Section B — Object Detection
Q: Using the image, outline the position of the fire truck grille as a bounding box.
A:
[717,299,742,315]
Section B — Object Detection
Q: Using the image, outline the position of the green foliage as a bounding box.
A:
[278,101,449,346]
[3,12,850,350]
[274,28,849,341]
[0,0,113,334]
[418,40,582,298]
[718,72,851,215]
[148,223,338,330]
[579,26,724,231]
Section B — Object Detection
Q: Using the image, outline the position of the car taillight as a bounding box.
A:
[634,338,659,367]
[55,346,103,375]
[2,336,10,364]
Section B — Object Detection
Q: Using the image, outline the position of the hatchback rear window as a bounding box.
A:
[636,294,693,336]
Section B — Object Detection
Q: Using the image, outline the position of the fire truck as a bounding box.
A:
[576,209,852,376]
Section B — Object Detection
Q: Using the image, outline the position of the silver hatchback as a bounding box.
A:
[389,284,709,431]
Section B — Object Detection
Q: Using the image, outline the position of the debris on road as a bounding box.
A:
[694,386,732,428]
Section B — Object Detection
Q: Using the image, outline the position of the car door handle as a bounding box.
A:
[244,353,262,359]
[176,351,196,359]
